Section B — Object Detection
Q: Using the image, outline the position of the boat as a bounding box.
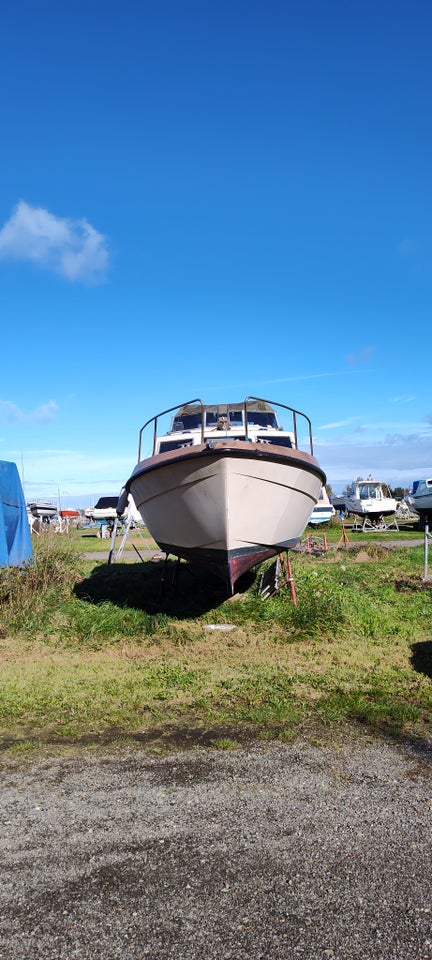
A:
[27,500,58,519]
[85,497,120,521]
[308,486,335,525]
[84,496,137,524]
[59,508,80,519]
[119,396,326,593]
[410,478,432,518]
[342,477,397,521]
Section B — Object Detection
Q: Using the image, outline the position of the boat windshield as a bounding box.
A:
[172,413,202,431]
[359,484,377,499]
[247,411,278,428]
[206,409,244,426]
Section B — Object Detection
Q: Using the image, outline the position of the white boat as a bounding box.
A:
[120,396,326,593]
[85,495,139,523]
[308,487,335,525]
[410,478,432,517]
[85,497,120,521]
[27,500,58,519]
[343,477,397,521]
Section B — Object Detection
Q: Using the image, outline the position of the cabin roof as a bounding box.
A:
[175,400,275,417]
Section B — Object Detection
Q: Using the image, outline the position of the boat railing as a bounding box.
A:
[138,399,205,460]
[243,396,315,454]
[138,396,316,459]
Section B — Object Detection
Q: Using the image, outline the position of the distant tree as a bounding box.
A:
[391,486,405,500]
[325,482,333,499]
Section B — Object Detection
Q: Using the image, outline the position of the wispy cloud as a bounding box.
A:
[205,370,367,392]
[390,395,415,404]
[0,399,58,424]
[318,417,364,431]
[346,346,375,365]
[0,201,109,283]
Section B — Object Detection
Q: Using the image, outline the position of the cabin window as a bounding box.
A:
[158,439,194,453]
[205,409,244,426]
[172,414,202,431]
[257,435,293,448]
[247,411,278,428]
[229,409,243,424]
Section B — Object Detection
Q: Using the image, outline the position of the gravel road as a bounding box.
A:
[1,736,431,959]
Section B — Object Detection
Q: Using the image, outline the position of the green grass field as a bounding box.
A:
[0,522,431,754]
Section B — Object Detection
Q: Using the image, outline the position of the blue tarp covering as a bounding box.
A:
[0,461,33,567]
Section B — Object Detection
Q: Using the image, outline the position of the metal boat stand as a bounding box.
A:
[259,552,297,605]
[351,516,399,533]
[159,554,181,600]
[108,515,148,565]
[423,517,432,581]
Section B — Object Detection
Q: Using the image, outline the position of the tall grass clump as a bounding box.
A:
[289,566,347,636]
[0,533,81,633]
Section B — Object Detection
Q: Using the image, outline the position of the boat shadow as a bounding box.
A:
[74,558,255,618]
[410,640,432,679]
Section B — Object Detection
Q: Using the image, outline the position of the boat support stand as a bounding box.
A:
[108,515,148,564]
[423,518,432,581]
[259,552,297,605]
[351,516,399,533]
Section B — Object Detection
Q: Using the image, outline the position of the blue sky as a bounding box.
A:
[1,0,431,505]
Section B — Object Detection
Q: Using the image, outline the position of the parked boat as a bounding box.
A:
[27,500,58,519]
[342,477,397,521]
[410,478,432,517]
[308,487,335,525]
[59,509,80,519]
[119,396,326,593]
[85,497,119,521]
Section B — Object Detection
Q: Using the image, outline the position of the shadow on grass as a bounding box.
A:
[74,559,255,618]
[411,640,432,679]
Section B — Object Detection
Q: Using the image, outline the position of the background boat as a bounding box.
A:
[308,487,335,525]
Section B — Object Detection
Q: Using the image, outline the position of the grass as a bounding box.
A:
[0,524,431,753]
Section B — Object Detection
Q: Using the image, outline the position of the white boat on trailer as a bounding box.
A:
[119,396,326,594]
[343,477,397,529]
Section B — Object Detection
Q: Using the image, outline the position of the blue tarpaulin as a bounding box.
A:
[0,461,33,567]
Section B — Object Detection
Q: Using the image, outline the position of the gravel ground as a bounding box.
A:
[1,736,432,960]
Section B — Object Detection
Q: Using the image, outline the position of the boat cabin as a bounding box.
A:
[156,400,295,456]
[348,480,392,500]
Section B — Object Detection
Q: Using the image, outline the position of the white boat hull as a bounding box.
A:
[345,498,397,518]
[309,505,335,524]
[308,487,335,525]
[127,442,324,591]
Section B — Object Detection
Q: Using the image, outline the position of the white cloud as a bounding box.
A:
[318,417,364,430]
[0,399,58,424]
[389,395,415,404]
[0,201,109,283]
[315,430,432,491]
[345,346,375,366]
